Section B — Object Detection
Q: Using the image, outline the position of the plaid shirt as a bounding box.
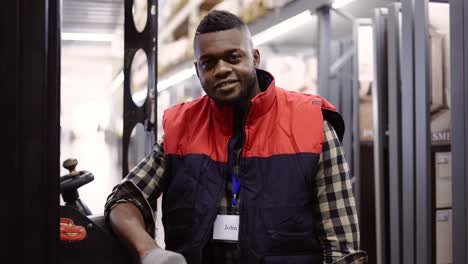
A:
[105,121,363,264]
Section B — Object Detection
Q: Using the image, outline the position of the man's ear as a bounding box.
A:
[253,49,260,67]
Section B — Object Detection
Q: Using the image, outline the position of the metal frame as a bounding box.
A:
[318,5,331,99]
[341,39,354,190]
[23,0,61,261]
[123,0,158,176]
[3,0,61,262]
[332,6,355,21]
[330,46,355,77]
[318,2,464,264]
[329,7,356,79]
[352,17,372,224]
[400,0,416,263]
[450,0,468,262]
[387,4,402,264]
[317,3,365,231]
[352,19,361,218]
[372,8,388,264]
[329,42,341,110]
[414,0,432,263]
[318,5,362,215]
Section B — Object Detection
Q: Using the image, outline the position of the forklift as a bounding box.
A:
[59,158,135,264]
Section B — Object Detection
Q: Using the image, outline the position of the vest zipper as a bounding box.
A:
[236,124,246,256]
[227,110,248,258]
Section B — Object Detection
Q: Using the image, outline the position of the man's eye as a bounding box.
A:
[229,54,241,61]
[201,59,215,69]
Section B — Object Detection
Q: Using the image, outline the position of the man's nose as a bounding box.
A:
[213,60,232,78]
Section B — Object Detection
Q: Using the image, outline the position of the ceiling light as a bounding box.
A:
[252,10,313,46]
[61,32,114,42]
[132,67,196,104]
[157,67,196,92]
[332,0,355,9]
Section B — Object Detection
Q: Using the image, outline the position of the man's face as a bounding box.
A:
[194,28,260,105]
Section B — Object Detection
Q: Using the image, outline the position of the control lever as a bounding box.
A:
[60,158,94,216]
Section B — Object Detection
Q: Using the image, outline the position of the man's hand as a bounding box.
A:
[141,248,187,264]
[108,203,184,263]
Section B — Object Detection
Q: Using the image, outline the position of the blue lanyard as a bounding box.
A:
[231,172,241,207]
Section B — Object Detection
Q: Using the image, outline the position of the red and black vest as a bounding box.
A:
[161,70,344,264]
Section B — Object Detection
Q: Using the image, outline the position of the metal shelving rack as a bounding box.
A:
[370,1,467,264]
[450,0,468,263]
[370,1,433,263]
[122,0,158,177]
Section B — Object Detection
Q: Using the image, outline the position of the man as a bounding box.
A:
[105,10,363,264]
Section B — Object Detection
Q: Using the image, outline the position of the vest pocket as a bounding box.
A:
[162,208,199,249]
[267,230,314,240]
[263,229,318,254]
[251,207,320,255]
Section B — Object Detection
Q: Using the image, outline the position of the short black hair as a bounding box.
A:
[196,10,247,35]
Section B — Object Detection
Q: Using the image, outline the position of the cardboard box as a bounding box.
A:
[435,152,452,208]
[436,209,453,264]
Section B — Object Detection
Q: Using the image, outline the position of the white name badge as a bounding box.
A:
[212,215,239,241]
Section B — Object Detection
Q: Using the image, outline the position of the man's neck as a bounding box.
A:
[233,79,260,127]
[233,102,249,129]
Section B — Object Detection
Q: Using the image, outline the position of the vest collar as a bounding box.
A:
[247,69,276,125]
[210,69,277,132]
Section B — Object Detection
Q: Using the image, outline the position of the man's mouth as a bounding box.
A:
[215,80,238,90]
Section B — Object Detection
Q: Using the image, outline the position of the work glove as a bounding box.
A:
[141,247,187,264]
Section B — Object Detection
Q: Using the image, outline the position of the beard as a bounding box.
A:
[212,70,258,107]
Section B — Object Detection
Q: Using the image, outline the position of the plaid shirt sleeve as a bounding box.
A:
[104,139,167,238]
[315,121,362,264]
